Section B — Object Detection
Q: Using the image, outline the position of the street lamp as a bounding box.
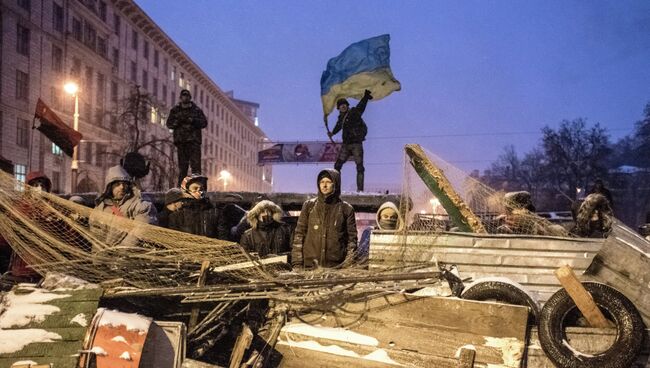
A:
[64,82,79,193]
[218,170,231,191]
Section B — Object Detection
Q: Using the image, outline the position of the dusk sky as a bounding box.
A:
[137,0,650,193]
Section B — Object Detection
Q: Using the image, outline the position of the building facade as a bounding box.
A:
[0,0,271,193]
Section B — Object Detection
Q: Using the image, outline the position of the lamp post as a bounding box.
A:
[64,82,79,193]
[218,170,231,191]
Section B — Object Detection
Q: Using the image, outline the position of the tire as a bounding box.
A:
[538,282,645,368]
[461,278,540,324]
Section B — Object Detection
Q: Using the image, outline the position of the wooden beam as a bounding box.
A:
[188,260,211,329]
[229,324,253,368]
[457,348,475,368]
[554,265,611,328]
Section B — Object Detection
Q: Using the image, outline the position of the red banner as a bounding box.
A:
[34,98,82,157]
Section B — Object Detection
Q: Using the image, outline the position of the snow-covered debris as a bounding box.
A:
[90,346,108,356]
[279,339,401,366]
[363,349,402,365]
[282,323,379,346]
[0,287,70,328]
[11,360,39,367]
[70,313,88,327]
[97,308,152,334]
[454,344,476,358]
[484,336,524,367]
[111,335,128,343]
[40,272,99,290]
[119,351,132,361]
[0,329,62,354]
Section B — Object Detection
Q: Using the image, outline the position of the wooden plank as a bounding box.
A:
[555,265,611,328]
[457,348,475,368]
[189,260,210,329]
[229,323,253,368]
[0,356,80,367]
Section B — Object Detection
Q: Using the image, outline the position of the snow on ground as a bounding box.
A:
[282,323,379,346]
[454,344,476,358]
[363,349,402,365]
[97,308,152,334]
[484,337,524,368]
[111,335,128,343]
[70,313,88,327]
[11,360,39,367]
[278,339,402,366]
[0,287,70,328]
[0,329,62,354]
[462,276,540,306]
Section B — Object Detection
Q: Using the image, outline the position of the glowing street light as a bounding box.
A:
[64,82,80,193]
[218,170,231,191]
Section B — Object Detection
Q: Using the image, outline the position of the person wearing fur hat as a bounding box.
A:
[291,169,357,269]
[89,165,157,247]
[157,188,187,228]
[166,89,208,186]
[240,200,292,259]
[358,201,403,264]
[328,89,373,192]
[167,174,228,239]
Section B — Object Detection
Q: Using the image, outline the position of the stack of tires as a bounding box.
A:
[462,278,645,368]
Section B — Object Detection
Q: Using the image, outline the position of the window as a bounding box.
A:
[18,0,30,11]
[154,50,159,67]
[17,24,30,56]
[142,70,148,90]
[84,67,93,93]
[96,36,107,57]
[83,21,96,49]
[51,171,61,193]
[72,18,82,41]
[163,58,168,76]
[112,48,119,69]
[113,14,120,36]
[179,72,184,87]
[96,144,106,167]
[98,1,107,22]
[96,73,105,106]
[16,118,29,147]
[162,84,167,105]
[143,40,149,59]
[110,81,118,102]
[50,86,61,109]
[131,30,138,50]
[52,45,63,73]
[53,3,64,32]
[16,70,29,100]
[84,143,92,165]
[130,61,137,82]
[150,106,157,123]
[15,164,27,184]
[71,57,81,77]
[152,78,158,99]
[52,143,63,156]
[171,66,176,82]
[109,114,118,133]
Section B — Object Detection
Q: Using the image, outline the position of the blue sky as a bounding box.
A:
[137,0,650,193]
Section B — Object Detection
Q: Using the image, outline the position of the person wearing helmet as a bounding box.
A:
[328,89,373,192]
[166,89,208,186]
[167,174,228,239]
[89,165,157,247]
[291,169,357,269]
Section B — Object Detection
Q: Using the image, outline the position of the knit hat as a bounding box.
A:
[180,89,191,98]
[336,98,349,108]
[164,188,185,205]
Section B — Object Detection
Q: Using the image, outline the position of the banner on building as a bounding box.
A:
[258,142,342,164]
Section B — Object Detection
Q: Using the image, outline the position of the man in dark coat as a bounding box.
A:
[329,89,373,192]
[291,169,357,269]
[157,188,187,228]
[166,89,208,186]
[168,174,228,239]
[588,179,614,208]
[240,200,292,259]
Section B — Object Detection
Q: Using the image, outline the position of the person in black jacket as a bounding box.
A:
[291,169,357,269]
[168,174,228,239]
[240,200,292,259]
[329,89,373,192]
[166,89,208,186]
[588,179,614,208]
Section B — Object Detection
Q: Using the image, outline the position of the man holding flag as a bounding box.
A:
[321,34,400,192]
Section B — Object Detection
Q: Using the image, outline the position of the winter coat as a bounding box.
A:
[89,165,158,247]
[168,198,228,239]
[240,200,292,257]
[331,94,370,144]
[291,169,357,268]
[166,102,208,145]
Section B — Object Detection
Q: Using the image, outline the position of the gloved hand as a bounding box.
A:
[364,89,373,100]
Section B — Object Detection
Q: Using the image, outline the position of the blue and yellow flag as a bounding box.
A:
[320,34,401,116]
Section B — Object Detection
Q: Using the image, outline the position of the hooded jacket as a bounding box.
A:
[240,200,292,257]
[291,169,357,268]
[331,94,370,144]
[375,201,403,231]
[166,101,208,145]
[89,165,158,247]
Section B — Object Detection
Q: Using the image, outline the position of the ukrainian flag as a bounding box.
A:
[320,34,401,116]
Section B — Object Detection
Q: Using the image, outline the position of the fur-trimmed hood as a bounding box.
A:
[246,200,283,229]
[376,201,403,230]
